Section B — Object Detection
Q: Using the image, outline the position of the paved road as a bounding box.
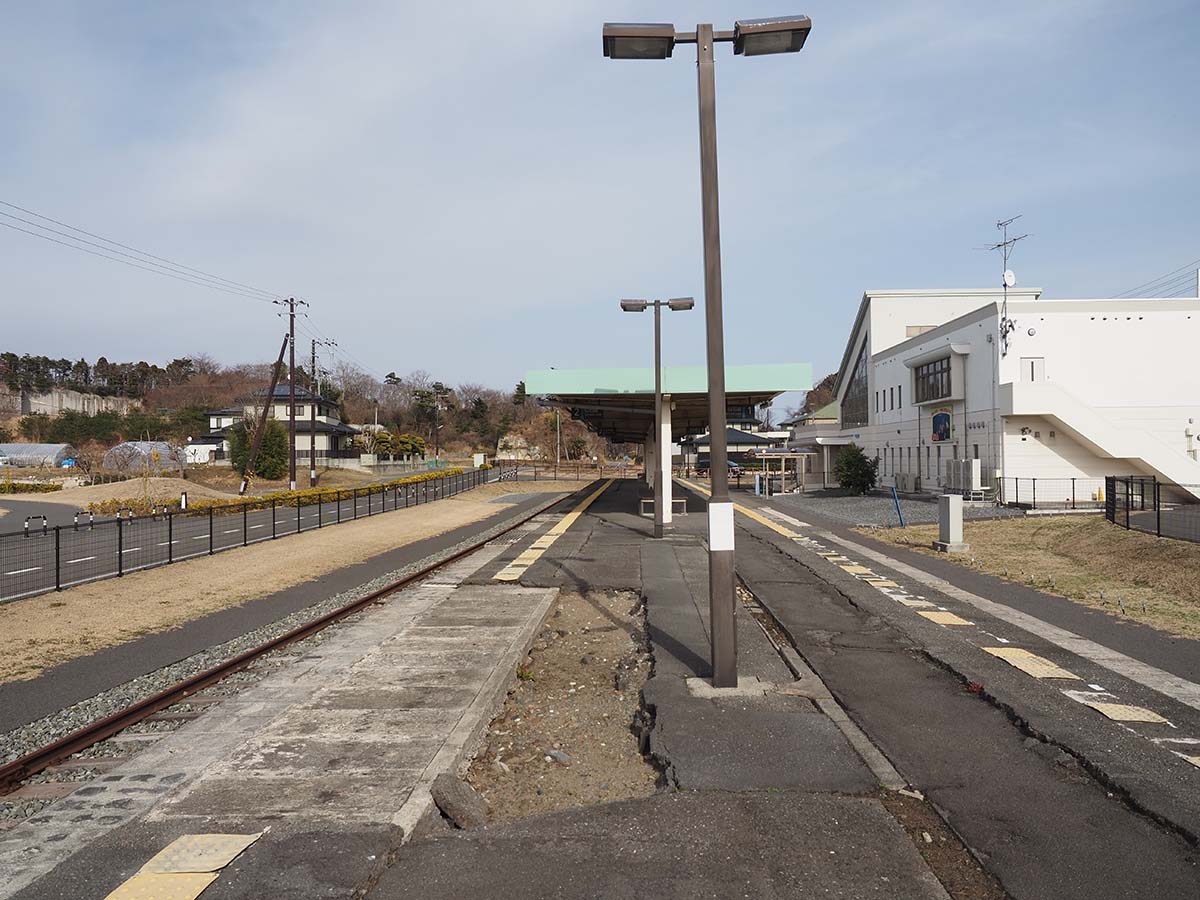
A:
[0,470,500,603]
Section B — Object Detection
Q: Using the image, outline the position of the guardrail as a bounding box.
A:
[0,468,493,604]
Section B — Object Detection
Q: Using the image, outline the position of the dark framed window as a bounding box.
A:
[914,357,951,403]
[841,340,869,428]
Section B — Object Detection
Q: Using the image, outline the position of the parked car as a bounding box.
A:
[695,460,744,477]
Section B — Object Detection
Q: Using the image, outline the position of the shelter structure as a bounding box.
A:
[102,441,186,475]
[524,364,810,530]
[0,443,77,468]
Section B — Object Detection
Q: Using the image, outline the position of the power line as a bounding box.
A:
[0,219,278,302]
[1113,256,1200,298]
[0,209,279,302]
[0,199,281,300]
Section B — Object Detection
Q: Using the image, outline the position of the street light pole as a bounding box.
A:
[694,22,738,687]
[603,15,812,687]
[621,297,693,540]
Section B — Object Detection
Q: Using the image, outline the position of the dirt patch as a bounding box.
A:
[184,465,382,495]
[860,515,1200,639]
[467,589,659,822]
[880,792,1008,900]
[0,481,593,685]
[30,477,235,507]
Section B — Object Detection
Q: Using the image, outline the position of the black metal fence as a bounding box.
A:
[1104,476,1200,543]
[999,477,1111,510]
[0,468,493,604]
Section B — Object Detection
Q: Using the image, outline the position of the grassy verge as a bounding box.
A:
[860,515,1200,639]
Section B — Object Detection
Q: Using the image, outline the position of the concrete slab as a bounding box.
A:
[370,792,949,900]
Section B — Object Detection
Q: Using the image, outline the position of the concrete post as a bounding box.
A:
[660,395,673,525]
[645,427,656,489]
[933,494,969,553]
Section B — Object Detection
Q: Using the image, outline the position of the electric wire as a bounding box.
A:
[1113,256,1200,298]
[0,199,281,300]
[0,219,278,303]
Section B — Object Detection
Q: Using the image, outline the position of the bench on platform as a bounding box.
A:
[639,497,688,517]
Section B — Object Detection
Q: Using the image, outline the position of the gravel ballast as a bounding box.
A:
[773,491,1026,527]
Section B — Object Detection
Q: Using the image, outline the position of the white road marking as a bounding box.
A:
[822,532,1200,713]
[192,535,207,540]
[760,508,811,528]
[156,540,180,546]
[4,567,41,576]
[121,548,141,554]
[249,524,265,529]
[222,529,239,534]
[65,556,96,564]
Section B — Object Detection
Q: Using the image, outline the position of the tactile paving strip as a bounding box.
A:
[917,610,973,626]
[983,647,1080,680]
[141,833,262,874]
[103,872,219,900]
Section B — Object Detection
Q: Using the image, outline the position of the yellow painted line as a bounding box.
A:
[1080,701,1170,724]
[983,647,1080,680]
[494,480,614,582]
[918,610,974,626]
[104,872,219,900]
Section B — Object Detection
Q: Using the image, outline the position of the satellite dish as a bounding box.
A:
[1003,269,1017,288]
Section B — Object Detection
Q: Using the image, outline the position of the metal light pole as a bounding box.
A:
[621,298,694,539]
[603,15,812,687]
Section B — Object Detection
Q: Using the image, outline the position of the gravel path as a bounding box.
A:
[772,491,1026,527]
[0,493,571,778]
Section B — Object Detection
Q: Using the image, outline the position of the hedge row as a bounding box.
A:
[0,481,64,494]
[85,467,469,516]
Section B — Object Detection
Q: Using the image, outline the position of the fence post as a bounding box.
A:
[209,507,214,554]
[243,503,248,547]
[54,526,61,591]
[1071,478,1076,510]
[168,514,174,564]
[318,493,323,528]
[297,498,301,533]
[1032,478,1037,510]
[118,519,124,577]
[272,500,277,538]
[1156,481,1162,537]
[1124,478,1131,529]
[353,488,358,519]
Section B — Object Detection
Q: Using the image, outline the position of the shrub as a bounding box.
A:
[834,443,878,495]
[228,419,288,480]
[0,480,63,494]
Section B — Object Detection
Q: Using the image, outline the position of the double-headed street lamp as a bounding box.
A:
[621,297,694,539]
[603,15,812,688]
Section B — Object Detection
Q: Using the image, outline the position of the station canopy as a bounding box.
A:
[524,364,811,443]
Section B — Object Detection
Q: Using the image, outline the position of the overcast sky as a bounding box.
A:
[3,1,1197,411]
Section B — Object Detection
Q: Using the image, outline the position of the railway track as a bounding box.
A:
[0,484,579,797]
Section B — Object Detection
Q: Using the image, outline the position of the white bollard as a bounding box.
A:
[933,494,969,553]
[180,491,188,511]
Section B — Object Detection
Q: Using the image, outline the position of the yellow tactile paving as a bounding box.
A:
[839,565,873,575]
[1080,701,1170,724]
[917,610,973,626]
[983,647,1080,680]
[898,598,937,608]
[1181,755,1200,768]
[865,579,900,588]
[141,833,262,874]
[494,480,613,582]
[103,872,219,900]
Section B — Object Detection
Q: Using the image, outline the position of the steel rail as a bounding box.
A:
[0,483,588,795]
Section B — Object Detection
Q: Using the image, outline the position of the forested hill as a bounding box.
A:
[0,352,196,398]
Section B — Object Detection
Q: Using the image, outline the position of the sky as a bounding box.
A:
[3,1,1198,415]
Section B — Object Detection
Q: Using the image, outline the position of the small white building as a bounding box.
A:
[791,288,1200,500]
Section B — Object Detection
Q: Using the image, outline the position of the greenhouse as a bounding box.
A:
[101,441,186,475]
[0,443,78,468]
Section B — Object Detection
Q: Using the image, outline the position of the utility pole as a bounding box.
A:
[273,297,307,490]
[310,339,318,488]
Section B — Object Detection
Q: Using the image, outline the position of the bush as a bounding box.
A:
[833,443,878,495]
[228,419,288,480]
[0,480,63,494]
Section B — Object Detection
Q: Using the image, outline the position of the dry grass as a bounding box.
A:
[184,465,382,495]
[30,477,235,507]
[863,515,1200,639]
[0,480,592,685]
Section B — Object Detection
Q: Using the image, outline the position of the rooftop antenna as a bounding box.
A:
[983,215,1030,357]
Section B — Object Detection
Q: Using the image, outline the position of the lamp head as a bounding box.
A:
[733,15,812,56]
[603,23,676,60]
[667,297,695,311]
[620,299,648,312]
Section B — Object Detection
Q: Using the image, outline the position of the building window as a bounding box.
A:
[898,385,902,408]
[841,341,869,428]
[874,391,879,413]
[889,387,894,410]
[914,356,951,403]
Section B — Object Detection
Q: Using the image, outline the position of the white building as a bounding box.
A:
[192,386,358,463]
[791,288,1200,500]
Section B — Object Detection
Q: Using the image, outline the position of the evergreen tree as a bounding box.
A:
[833,443,879,495]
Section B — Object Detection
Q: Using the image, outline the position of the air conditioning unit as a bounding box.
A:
[896,472,908,492]
[942,459,982,493]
